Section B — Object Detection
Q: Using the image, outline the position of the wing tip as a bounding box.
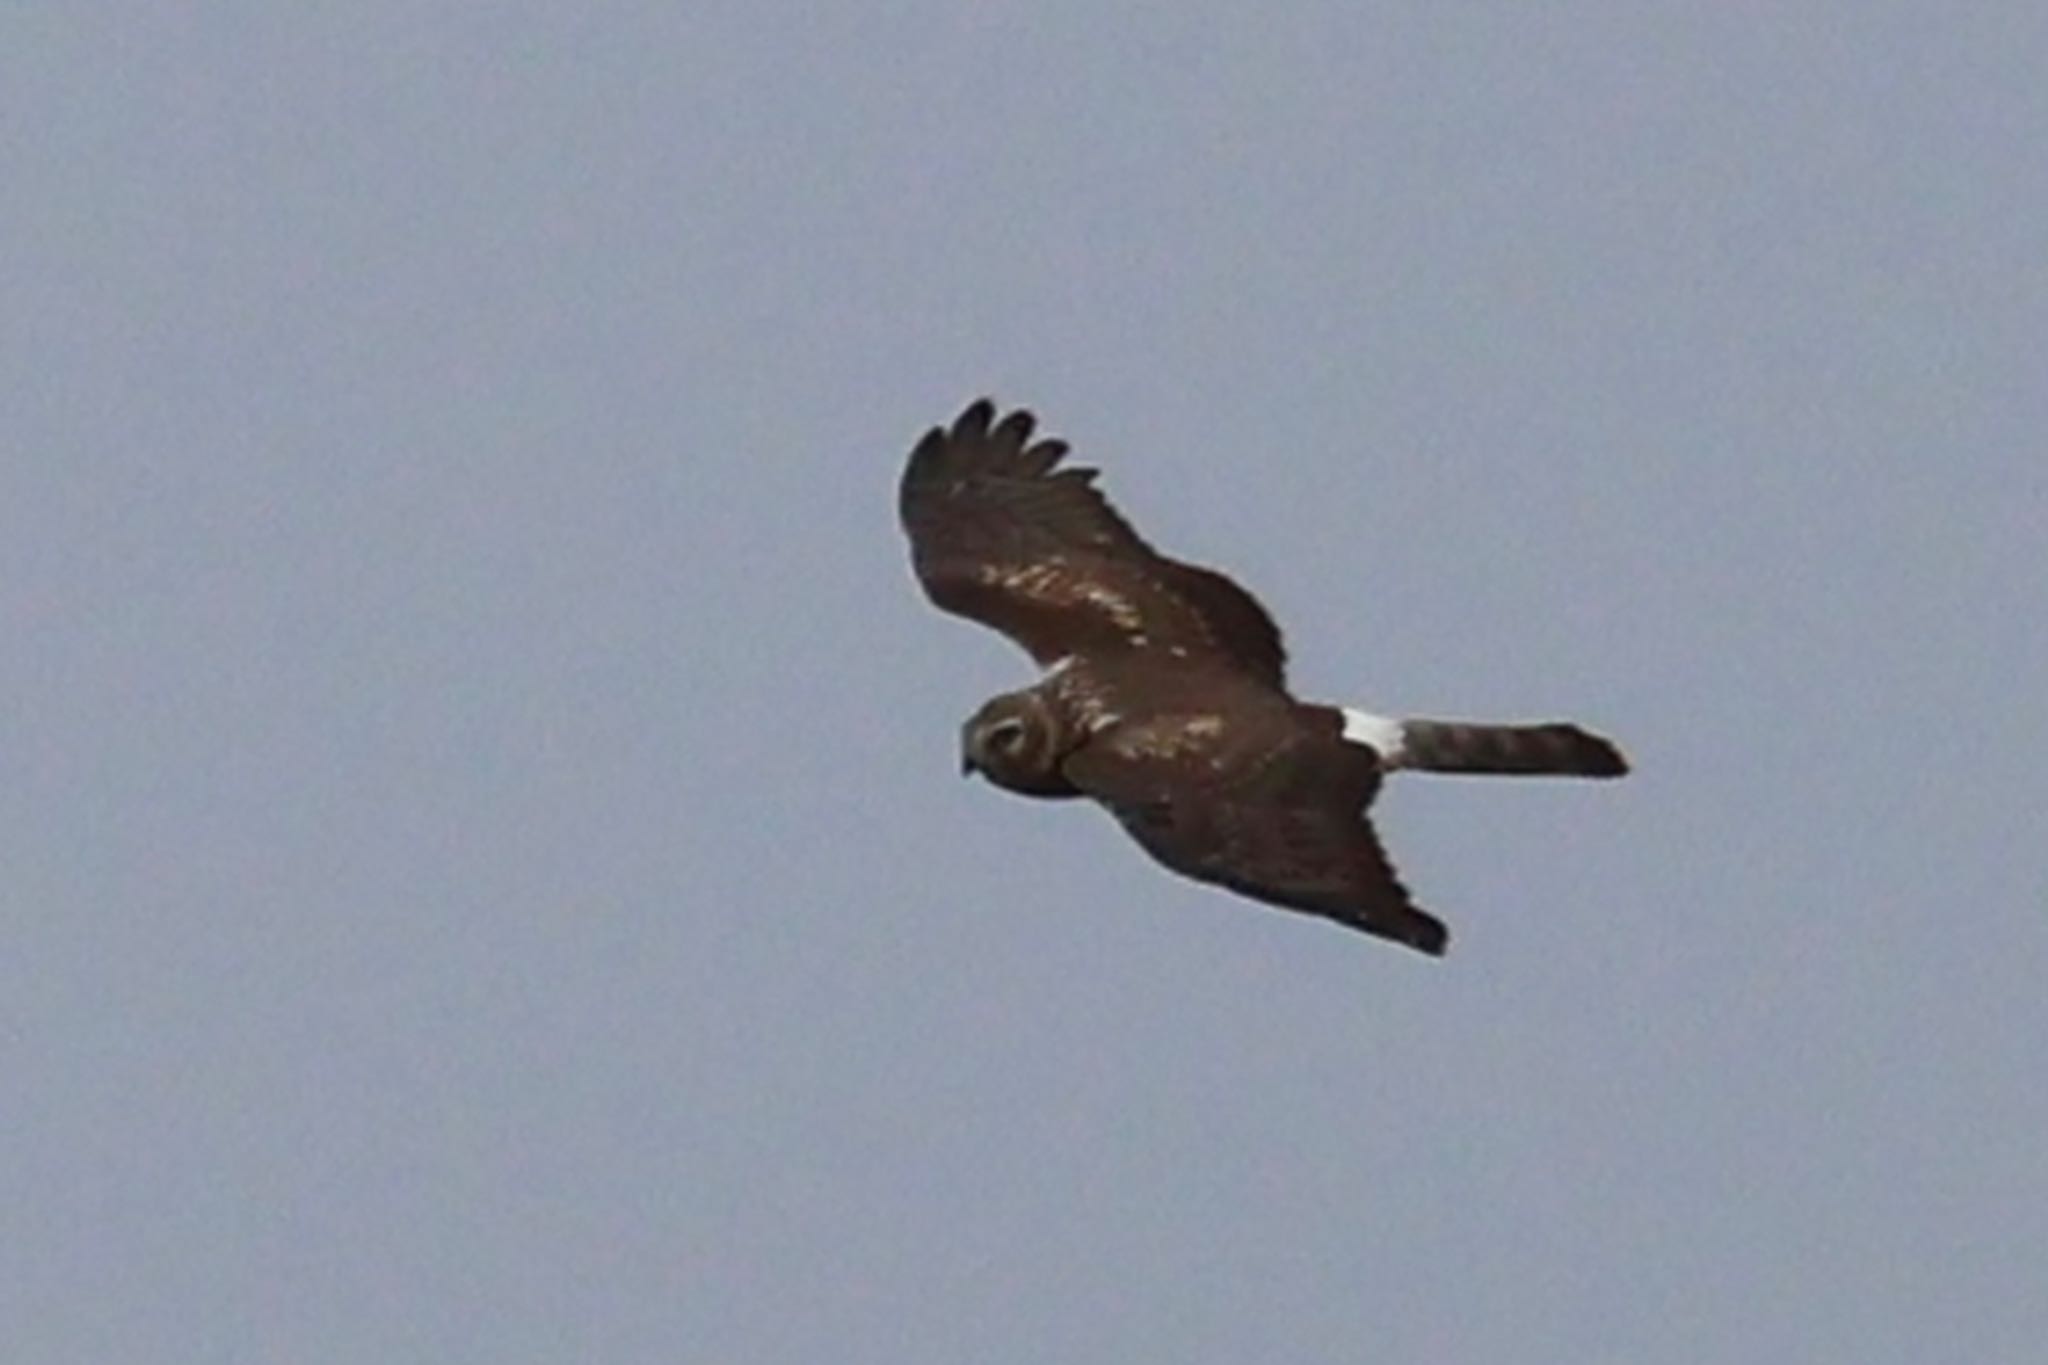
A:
[906,397,1070,483]
[954,396,996,436]
[1562,726,1630,778]
[1401,909,1450,957]
[1333,900,1449,957]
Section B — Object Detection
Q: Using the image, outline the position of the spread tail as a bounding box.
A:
[1389,718,1628,778]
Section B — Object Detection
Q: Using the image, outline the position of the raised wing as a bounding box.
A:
[1063,724,1447,956]
[900,399,1288,687]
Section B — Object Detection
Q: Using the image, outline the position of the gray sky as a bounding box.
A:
[6,4,2044,1361]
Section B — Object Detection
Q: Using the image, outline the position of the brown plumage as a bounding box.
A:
[901,398,1629,957]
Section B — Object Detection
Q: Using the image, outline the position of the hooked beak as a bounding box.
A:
[960,751,978,778]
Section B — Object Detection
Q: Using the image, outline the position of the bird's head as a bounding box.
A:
[960,690,1079,797]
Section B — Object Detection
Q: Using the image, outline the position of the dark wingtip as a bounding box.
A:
[1579,731,1630,778]
[953,397,997,438]
[1017,437,1068,476]
[926,397,1068,479]
[991,407,1037,453]
[1406,911,1451,957]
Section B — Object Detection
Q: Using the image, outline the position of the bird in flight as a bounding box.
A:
[899,399,1627,956]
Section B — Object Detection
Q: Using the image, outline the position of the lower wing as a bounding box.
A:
[1081,779,1448,957]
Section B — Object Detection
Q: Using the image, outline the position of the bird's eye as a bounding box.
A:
[989,719,1028,751]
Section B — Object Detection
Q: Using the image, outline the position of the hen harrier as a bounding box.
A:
[899,399,1627,956]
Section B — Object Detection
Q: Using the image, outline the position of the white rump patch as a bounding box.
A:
[1339,708,1406,764]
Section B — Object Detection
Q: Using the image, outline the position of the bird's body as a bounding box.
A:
[901,399,1627,957]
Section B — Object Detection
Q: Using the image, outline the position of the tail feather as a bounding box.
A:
[1395,719,1628,778]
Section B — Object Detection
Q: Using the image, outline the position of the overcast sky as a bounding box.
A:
[5,5,2044,1362]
